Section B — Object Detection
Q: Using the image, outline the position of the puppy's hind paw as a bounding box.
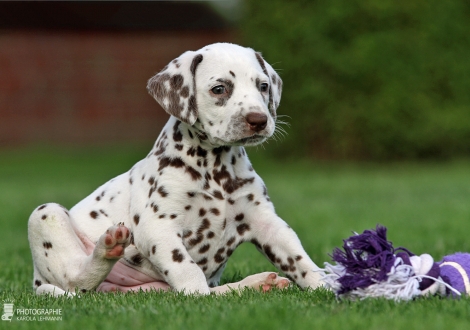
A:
[98,223,131,259]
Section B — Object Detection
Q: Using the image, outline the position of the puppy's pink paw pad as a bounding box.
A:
[99,223,130,259]
[242,272,291,292]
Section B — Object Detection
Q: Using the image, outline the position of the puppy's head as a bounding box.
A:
[147,43,282,147]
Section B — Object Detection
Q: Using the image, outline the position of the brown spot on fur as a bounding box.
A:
[198,244,210,253]
[235,213,244,221]
[190,54,203,75]
[251,238,262,250]
[188,219,211,246]
[158,157,184,171]
[227,237,236,246]
[196,146,207,158]
[197,257,208,265]
[199,218,211,232]
[38,204,47,211]
[158,186,169,197]
[153,204,159,213]
[172,249,185,262]
[212,190,224,200]
[236,223,250,236]
[90,211,98,219]
[43,242,53,249]
[213,165,255,194]
[158,156,201,181]
[41,215,47,220]
[173,120,183,142]
[134,214,140,225]
[255,52,269,77]
[188,95,198,121]
[170,74,184,90]
[263,244,276,263]
[186,166,202,180]
[152,245,156,254]
[188,234,204,246]
[214,249,225,263]
[180,86,189,98]
[187,147,196,157]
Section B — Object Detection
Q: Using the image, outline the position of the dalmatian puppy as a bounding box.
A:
[28,43,324,296]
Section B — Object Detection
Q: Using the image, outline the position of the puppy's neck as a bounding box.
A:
[151,116,246,170]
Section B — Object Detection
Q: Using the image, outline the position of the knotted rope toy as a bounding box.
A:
[322,225,470,300]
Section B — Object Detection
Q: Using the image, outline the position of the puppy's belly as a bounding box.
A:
[105,260,163,286]
[97,260,170,292]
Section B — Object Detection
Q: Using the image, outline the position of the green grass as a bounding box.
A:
[1,146,470,329]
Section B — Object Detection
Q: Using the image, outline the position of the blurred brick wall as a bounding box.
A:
[0,30,236,146]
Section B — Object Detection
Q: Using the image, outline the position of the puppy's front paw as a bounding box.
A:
[97,223,131,259]
[241,272,290,292]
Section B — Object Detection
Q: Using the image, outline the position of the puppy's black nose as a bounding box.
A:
[246,112,268,132]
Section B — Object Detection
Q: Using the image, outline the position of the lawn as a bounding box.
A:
[1,145,469,329]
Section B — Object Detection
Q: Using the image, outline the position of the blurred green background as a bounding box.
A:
[241,0,470,160]
[1,0,469,161]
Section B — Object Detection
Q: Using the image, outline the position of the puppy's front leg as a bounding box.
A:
[248,212,324,290]
[210,272,290,294]
[134,220,210,295]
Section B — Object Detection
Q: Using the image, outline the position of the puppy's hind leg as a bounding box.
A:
[28,203,130,295]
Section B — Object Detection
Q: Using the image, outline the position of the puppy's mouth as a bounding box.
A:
[233,135,267,146]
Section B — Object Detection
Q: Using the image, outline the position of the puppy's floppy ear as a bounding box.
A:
[255,52,283,117]
[147,51,204,125]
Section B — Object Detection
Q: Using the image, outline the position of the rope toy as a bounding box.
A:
[322,225,470,300]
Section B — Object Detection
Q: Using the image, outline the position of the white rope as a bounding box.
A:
[321,257,462,301]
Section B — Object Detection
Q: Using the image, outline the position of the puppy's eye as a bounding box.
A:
[260,83,269,93]
[211,85,226,95]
